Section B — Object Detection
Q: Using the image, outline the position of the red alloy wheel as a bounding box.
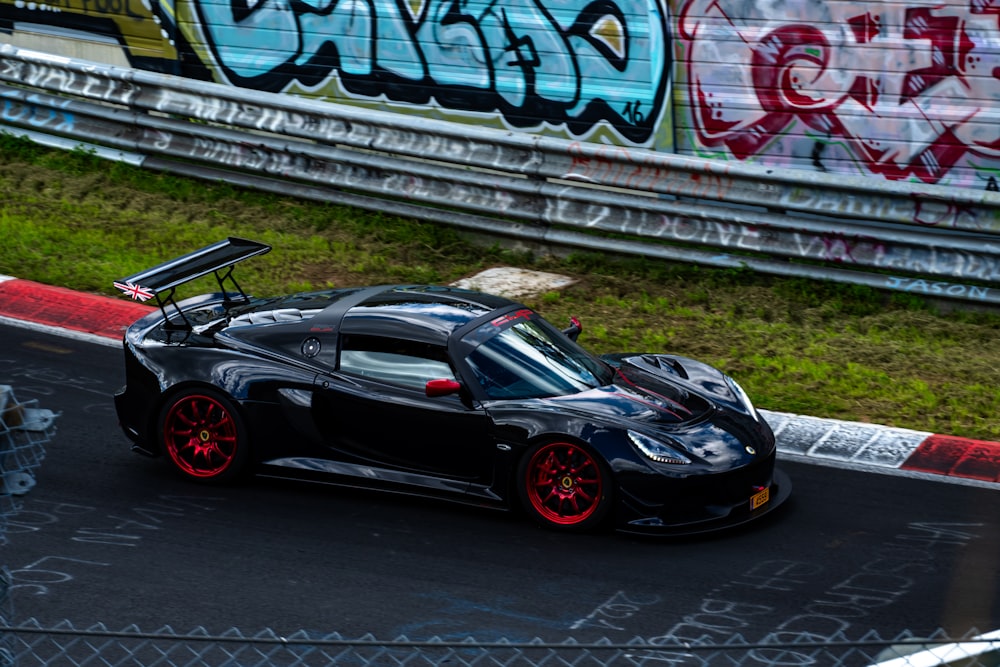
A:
[522,441,608,528]
[162,393,241,479]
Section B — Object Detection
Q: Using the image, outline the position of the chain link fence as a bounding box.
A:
[0,622,998,666]
[1,384,58,667]
[0,384,55,544]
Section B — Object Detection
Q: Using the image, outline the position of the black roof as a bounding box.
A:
[339,286,518,344]
[223,285,522,347]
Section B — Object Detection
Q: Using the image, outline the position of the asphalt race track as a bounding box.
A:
[2,322,999,645]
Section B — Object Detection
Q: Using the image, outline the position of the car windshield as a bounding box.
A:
[465,317,614,399]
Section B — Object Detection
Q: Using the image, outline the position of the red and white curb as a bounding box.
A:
[2,274,998,487]
[762,411,1000,487]
[0,275,152,345]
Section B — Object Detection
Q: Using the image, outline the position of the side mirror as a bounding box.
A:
[425,378,462,397]
[562,316,582,342]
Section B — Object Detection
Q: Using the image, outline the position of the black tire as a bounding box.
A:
[158,388,248,483]
[517,440,613,531]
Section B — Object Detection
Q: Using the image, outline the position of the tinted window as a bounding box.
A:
[465,318,613,399]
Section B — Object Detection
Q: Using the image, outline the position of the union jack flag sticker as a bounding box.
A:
[113,281,155,302]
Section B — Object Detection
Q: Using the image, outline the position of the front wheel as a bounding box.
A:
[158,389,248,483]
[517,441,613,531]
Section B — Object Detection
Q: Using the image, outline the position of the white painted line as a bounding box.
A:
[0,314,121,348]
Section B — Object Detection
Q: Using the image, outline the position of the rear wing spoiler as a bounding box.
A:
[114,237,271,329]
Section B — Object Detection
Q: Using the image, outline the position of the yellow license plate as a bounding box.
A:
[750,487,770,510]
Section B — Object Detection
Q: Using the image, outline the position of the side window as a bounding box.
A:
[339,334,455,391]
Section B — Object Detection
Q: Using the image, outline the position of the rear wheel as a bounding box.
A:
[517,441,612,531]
[159,389,248,482]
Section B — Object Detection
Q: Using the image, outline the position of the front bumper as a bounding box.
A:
[614,465,792,536]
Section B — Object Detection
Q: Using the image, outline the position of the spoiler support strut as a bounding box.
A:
[113,238,272,331]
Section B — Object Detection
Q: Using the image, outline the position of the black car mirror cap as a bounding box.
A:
[425,378,462,398]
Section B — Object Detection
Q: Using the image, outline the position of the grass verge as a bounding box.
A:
[1,134,998,440]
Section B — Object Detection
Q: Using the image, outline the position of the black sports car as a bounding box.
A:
[113,238,789,534]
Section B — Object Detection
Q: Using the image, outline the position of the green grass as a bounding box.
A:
[2,133,998,441]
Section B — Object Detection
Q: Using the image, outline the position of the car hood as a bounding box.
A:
[539,353,754,428]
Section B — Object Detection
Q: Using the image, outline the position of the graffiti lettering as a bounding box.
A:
[0,98,74,133]
[6,60,137,106]
[885,277,992,301]
[184,0,668,146]
[73,497,225,547]
[640,522,979,654]
[679,0,1000,187]
[565,142,736,198]
[913,199,980,229]
[8,495,227,597]
[570,591,660,631]
[10,556,111,597]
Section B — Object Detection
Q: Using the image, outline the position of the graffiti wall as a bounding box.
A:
[1,0,998,188]
[180,0,672,148]
[675,0,1000,190]
[0,0,179,71]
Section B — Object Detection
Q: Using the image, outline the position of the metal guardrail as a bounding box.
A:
[1,43,1000,305]
[2,621,998,666]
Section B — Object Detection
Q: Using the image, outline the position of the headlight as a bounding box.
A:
[628,430,691,465]
[724,374,758,419]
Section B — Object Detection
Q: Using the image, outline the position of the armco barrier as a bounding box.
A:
[1,44,1000,305]
[1,622,999,666]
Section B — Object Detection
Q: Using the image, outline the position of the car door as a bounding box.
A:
[311,334,495,484]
